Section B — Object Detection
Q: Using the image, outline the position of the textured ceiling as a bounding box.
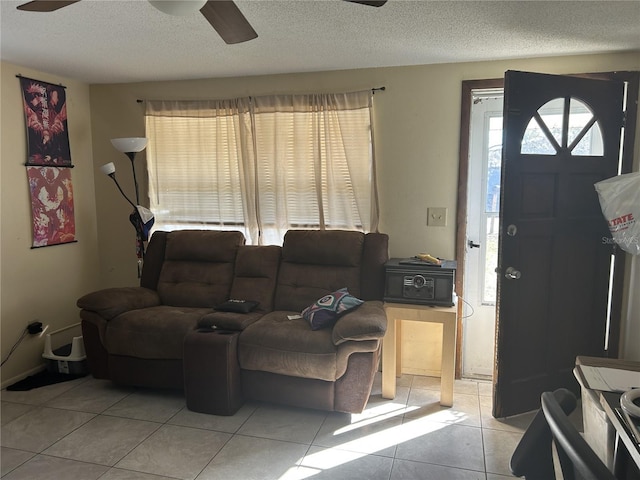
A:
[1,0,639,84]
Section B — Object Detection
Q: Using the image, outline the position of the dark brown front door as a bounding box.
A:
[493,70,626,417]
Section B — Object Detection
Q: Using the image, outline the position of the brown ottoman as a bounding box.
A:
[183,328,243,415]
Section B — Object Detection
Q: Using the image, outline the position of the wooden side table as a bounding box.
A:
[382,302,458,406]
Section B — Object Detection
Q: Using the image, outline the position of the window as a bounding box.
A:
[145,92,378,245]
[520,97,604,156]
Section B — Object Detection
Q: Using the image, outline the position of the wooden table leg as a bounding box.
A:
[396,319,402,377]
[382,315,396,399]
[440,315,457,407]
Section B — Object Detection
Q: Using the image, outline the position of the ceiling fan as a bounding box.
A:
[16,0,388,45]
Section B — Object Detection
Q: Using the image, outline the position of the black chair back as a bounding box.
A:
[510,388,578,479]
[541,389,616,480]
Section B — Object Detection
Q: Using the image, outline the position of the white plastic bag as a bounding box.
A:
[594,172,640,255]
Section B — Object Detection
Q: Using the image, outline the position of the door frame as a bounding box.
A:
[455,78,503,378]
[455,72,639,379]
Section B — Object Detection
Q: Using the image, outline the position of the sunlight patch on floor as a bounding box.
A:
[333,402,418,436]
[279,400,470,479]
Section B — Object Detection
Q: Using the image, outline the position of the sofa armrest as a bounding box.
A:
[77,287,161,320]
[332,300,387,345]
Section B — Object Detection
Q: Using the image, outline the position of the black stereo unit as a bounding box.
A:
[384,258,456,307]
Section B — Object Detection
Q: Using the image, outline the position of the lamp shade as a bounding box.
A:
[100,162,116,175]
[148,0,207,16]
[111,137,148,153]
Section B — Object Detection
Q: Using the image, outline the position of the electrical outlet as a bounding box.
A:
[27,321,43,335]
[427,207,448,227]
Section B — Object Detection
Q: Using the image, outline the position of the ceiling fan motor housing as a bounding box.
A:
[148,0,207,16]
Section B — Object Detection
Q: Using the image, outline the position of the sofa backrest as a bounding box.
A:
[274,230,388,312]
[140,231,168,290]
[142,230,246,308]
[361,232,389,301]
[141,229,387,311]
[228,245,281,312]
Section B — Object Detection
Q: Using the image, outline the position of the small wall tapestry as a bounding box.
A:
[20,76,71,166]
[27,166,76,247]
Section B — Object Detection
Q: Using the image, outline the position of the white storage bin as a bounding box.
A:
[43,334,87,375]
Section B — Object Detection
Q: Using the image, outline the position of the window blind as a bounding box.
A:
[145,91,377,245]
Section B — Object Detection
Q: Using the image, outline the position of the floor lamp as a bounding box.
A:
[100,137,154,277]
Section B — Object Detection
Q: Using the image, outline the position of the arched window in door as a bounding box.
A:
[520,97,604,156]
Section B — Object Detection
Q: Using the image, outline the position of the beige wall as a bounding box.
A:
[1,62,100,386]
[2,51,639,384]
[90,52,640,373]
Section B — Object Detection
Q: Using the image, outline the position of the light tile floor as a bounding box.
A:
[1,373,565,480]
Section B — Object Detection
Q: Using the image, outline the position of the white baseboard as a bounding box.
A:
[1,364,46,390]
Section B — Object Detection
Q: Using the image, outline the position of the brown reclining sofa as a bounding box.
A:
[78,229,389,414]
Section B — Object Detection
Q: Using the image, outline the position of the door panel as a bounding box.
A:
[493,70,625,417]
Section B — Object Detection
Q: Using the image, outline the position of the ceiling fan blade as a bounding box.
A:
[17,0,81,12]
[344,0,388,6]
[200,0,257,45]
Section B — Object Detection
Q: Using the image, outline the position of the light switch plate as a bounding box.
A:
[427,207,447,227]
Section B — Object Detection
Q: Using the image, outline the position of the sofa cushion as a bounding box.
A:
[239,311,379,381]
[274,230,364,312]
[301,288,363,330]
[239,312,337,381]
[156,230,245,308]
[104,305,211,359]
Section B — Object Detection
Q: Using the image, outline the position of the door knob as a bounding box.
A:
[468,240,481,249]
[504,267,521,280]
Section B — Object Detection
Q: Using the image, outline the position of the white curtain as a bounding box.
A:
[145,91,378,245]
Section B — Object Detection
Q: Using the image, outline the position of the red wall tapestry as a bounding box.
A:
[20,76,71,166]
[26,167,76,247]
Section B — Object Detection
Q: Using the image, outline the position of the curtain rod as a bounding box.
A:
[16,74,67,89]
[136,87,387,103]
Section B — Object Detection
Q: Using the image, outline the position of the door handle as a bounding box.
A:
[468,240,481,249]
[504,267,521,280]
